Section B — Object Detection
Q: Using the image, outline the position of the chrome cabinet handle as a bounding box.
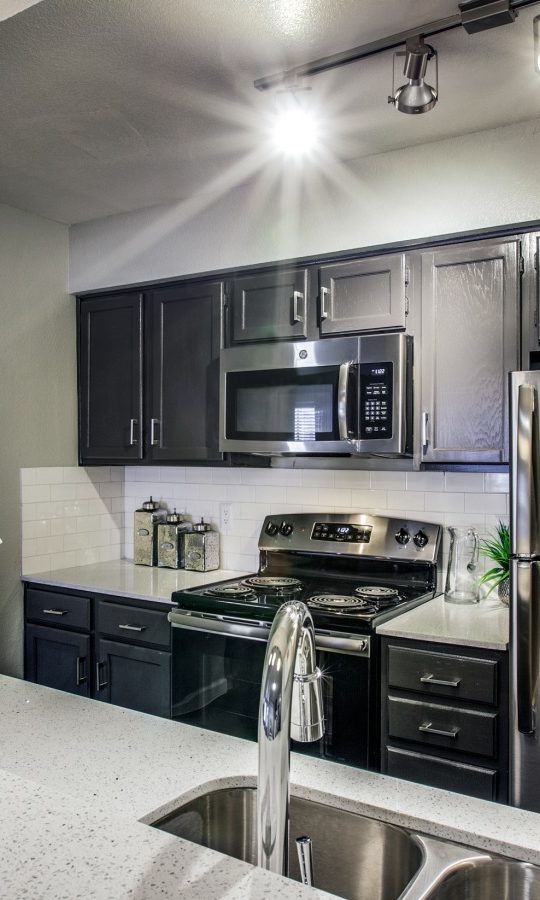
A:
[418,722,459,739]
[296,836,314,887]
[320,285,329,320]
[292,290,304,324]
[421,411,430,452]
[420,674,461,688]
[337,362,351,441]
[118,623,145,632]
[76,656,87,686]
[150,418,160,446]
[129,418,138,446]
[95,661,108,691]
[42,608,67,616]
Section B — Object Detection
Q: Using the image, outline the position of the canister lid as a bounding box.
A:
[193,517,212,532]
[139,496,160,511]
[166,507,183,524]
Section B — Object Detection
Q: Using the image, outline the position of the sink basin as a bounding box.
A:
[425,859,540,899]
[152,786,423,900]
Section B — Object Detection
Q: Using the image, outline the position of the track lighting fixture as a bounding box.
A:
[388,38,438,115]
[269,80,320,157]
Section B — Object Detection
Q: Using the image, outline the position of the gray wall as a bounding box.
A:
[0,203,74,677]
[69,117,540,292]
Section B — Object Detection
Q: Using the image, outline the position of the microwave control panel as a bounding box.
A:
[359,362,393,439]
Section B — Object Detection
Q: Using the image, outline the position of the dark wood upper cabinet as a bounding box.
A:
[230,268,308,343]
[78,293,144,463]
[318,254,408,335]
[148,281,223,461]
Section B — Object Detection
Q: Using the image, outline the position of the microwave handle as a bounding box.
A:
[338,362,351,440]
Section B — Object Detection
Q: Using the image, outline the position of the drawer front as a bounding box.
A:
[388,645,498,704]
[386,747,497,801]
[26,588,90,631]
[97,599,170,649]
[388,696,497,758]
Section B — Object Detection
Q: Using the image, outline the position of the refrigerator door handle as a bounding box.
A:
[513,383,537,557]
[516,559,540,734]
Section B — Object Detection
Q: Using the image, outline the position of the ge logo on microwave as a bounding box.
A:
[299,349,308,359]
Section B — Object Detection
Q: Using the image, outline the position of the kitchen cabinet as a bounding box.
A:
[417,237,521,464]
[78,292,144,462]
[229,267,308,343]
[24,583,172,718]
[380,637,509,802]
[318,253,409,335]
[78,280,223,465]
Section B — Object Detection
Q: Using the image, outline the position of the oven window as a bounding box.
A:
[226,366,340,442]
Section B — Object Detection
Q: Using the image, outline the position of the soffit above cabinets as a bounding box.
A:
[1,0,540,224]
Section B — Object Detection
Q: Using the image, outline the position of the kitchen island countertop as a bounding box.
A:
[1,674,540,898]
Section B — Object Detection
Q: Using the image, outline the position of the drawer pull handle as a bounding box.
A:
[118,623,145,632]
[42,608,68,616]
[76,656,87,686]
[96,661,108,691]
[418,722,460,739]
[420,674,461,688]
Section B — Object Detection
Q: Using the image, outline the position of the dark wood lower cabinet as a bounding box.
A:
[24,583,172,718]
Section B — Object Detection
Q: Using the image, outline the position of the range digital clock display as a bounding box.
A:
[311,523,373,543]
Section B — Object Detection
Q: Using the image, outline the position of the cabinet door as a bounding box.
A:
[149,281,223,461]
[318,254,407,335]
[25,624,90,697]
[78,292,143,462]
[95,638,171,717]
[231,268,308,342]
[420,238,520,464]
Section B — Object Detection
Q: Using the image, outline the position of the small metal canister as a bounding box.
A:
[157,509,192,569]
[134,497,165,566]
[184,518,220,572]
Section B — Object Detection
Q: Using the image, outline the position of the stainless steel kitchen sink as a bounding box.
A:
[424,859,540,899]
[152,785,422,900]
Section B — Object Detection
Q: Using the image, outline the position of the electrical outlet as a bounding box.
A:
[220,502,233,535]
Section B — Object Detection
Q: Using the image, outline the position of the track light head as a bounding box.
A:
[389,38,438,115]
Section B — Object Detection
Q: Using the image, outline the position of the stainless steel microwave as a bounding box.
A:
[219,334,413,456]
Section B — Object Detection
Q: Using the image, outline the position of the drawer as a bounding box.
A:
[387,645,498,705]
[26,588,90,631]
[97,599,170,649]
[386,747,497,801]
[387,696,497,758]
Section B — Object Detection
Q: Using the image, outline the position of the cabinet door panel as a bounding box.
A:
[388,696,497,758]
[231,268,308,342]
[149,282,223,461]
[79,292,144,462]
[319,254,406,335]
[420,238,520,463]
[386,747,497,801]
[25,624,90,696]
[95,638,170,717]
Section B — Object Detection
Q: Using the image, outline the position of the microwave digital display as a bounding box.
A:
[359,361,393,440]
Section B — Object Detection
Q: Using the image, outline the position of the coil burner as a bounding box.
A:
[354,585,401,608]
[206,584,257,600]
[307,594,375,612]
[243,575,303,593]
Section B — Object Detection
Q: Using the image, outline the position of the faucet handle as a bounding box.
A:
[295,835,314,887]
[291,668,324,743]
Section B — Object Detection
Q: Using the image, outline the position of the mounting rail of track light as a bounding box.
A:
[254,0,540,116]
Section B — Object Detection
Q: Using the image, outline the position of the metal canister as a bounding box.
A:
[184,518,220,572]
[134,497,166,566]
[157,509,192,569]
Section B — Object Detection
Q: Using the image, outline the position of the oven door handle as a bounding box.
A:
[338,362,351,441]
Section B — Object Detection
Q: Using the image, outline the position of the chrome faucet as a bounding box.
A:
[257,600,324,877]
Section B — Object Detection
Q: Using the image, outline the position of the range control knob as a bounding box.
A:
[265,521,279,537]
[280,521,294,537]
[395,527,410,546]
[413,529,429,549]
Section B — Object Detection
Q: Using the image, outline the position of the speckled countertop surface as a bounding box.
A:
[2,675,540,899]
[377,594,509,650]
[22,559,248,604]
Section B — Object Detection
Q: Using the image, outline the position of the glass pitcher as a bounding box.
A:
[444,527,480,604]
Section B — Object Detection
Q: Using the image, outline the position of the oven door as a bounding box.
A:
[219,337,360,455]
[170,613,372,768]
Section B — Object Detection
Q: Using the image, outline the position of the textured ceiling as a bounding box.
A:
[1,0,540,224]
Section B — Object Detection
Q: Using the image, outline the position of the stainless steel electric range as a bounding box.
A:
[169,512,442,771]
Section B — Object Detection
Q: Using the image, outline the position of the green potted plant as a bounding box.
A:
[479,520,510,605]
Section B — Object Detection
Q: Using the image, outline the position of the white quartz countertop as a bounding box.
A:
[22,559,248,604]
[376,593,509,650]
[2,675,540,899]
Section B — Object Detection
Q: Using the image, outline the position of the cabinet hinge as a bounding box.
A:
[520,256,525,275]
[404,296,410,316]
[405,266,410,286]
[535,251,538,271]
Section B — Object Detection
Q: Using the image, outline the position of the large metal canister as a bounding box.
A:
[157,509,193,569]
[134,497,165,566]
[184,518,220,572]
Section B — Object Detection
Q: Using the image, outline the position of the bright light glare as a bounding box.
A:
[271,107,321,157]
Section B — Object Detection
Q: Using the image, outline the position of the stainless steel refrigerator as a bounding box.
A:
[510,370,540,810]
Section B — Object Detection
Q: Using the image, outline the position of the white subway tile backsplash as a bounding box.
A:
[350,489,387,510]
[387,491,425,512]
[22,520,50,540]
[301,470,335,488]
[445,473,484,492]
[333,470,371,489]
[425,492,465,513]
[21,484,51,504]
[464,493,507,515]
[406,472,445,492]
[485,473,510,493]
[318,488,352,507]
[370,472,406,490]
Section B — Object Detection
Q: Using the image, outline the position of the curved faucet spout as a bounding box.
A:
[257,600,324,876]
